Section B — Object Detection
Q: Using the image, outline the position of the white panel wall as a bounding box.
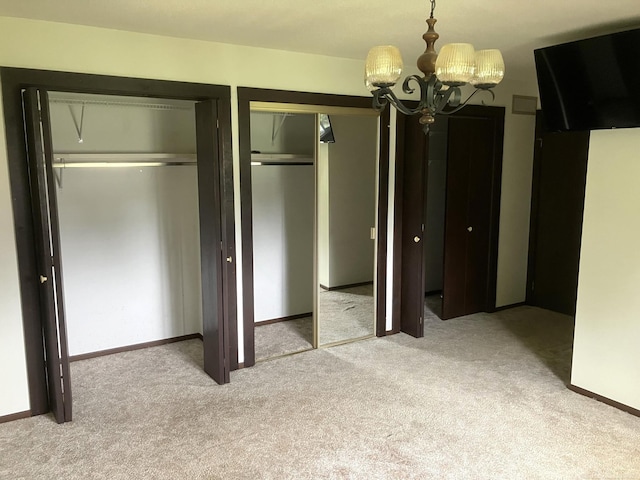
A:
[572,128,640,410]
[323,115,378,288]
[252,165,314,321]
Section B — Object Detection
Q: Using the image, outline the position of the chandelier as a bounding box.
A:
[364,0,505,133]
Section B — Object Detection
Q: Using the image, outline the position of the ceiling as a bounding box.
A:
[1,0,639,84]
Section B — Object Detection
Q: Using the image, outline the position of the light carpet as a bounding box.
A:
[1,305,639,479]
[318,284,375,345]
[255,316,313,361]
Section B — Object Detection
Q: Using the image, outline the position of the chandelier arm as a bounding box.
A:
[371,89,390,112]
[439,87,496,115]
[401,75,427,96]
[374,86,425,116]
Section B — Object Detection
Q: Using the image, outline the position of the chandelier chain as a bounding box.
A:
[430,0,436,19]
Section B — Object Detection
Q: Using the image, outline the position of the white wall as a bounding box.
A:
[0,16,539,417]
[251,112,315,322]
[250,112,315,155]
[0,86,30,417]
[48,93,197,154]
[48,94,201,355]
[491,83,538,307]
[571,128,640,410]
[318,143,330,287]
[56,168,202,355]
[252,165,314,321]
[322,115,378,288]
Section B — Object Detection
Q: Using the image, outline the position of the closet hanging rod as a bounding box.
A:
[251,161,313,166]
[49,97,193,111]
[52,153,197,168]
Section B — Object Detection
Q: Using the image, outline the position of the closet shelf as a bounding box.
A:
[251,153,314,166]
[52,153,197,168]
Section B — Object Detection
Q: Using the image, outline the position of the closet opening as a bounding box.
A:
[2,68,234,423]
[237,88,391,367]
[48,92,204,361]
[249,105,381,361]
[396,105,505,335]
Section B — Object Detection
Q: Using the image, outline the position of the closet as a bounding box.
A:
[397,105,505,335]
[4,68,232,424]
[249,106,379,360]
[48,92,203,357]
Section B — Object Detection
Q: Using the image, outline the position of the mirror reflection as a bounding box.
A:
[250,107,379,360]
[317,113,378,346]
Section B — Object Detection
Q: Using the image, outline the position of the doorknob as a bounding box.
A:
[40,275,48,284]
[414,236,421,243]
[226,256,233,263]
[467,226,473,232]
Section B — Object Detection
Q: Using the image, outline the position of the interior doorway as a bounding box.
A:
[2,68,234,423]
[396,105,505,336]
[237,88,391,367]
[526,111,590,315]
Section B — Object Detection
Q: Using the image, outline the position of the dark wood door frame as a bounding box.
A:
[237,87,391,367]
[392,104,505,334]
[1,67,236,416]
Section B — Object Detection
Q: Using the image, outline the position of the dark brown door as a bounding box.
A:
[195,100,230,384]
[398,113,429,337]
[441,116,496,319]
[397,106,504,333]
[23,88,73,423]
[527,112,589,315]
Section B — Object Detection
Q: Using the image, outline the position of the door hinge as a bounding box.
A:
[537,138,543,148]
[531,281,535,291]
[216,119,220,129]
[421,223,425,232]
[420,316,423,324]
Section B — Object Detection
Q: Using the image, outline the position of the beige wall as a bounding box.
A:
[0,16,538,417]
[572,128,640,411]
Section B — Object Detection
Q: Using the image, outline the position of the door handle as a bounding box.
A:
[467,226,473,232]
[414,236,421,243]
[226,256,233,263]
[40,275,48,284]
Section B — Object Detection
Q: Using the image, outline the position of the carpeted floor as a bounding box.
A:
[1,305,639,479]
[318,284,375,345]
[255,285,375,361]
[255,316,313,361]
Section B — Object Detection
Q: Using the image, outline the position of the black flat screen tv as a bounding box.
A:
[534,28,640,132]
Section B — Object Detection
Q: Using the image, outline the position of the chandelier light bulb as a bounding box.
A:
[470,49,505,88]
[365,45,404,88]
[435,43,476,86]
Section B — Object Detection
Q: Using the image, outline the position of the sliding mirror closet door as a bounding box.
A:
[317,113,379,346]
[251,111,316,361]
